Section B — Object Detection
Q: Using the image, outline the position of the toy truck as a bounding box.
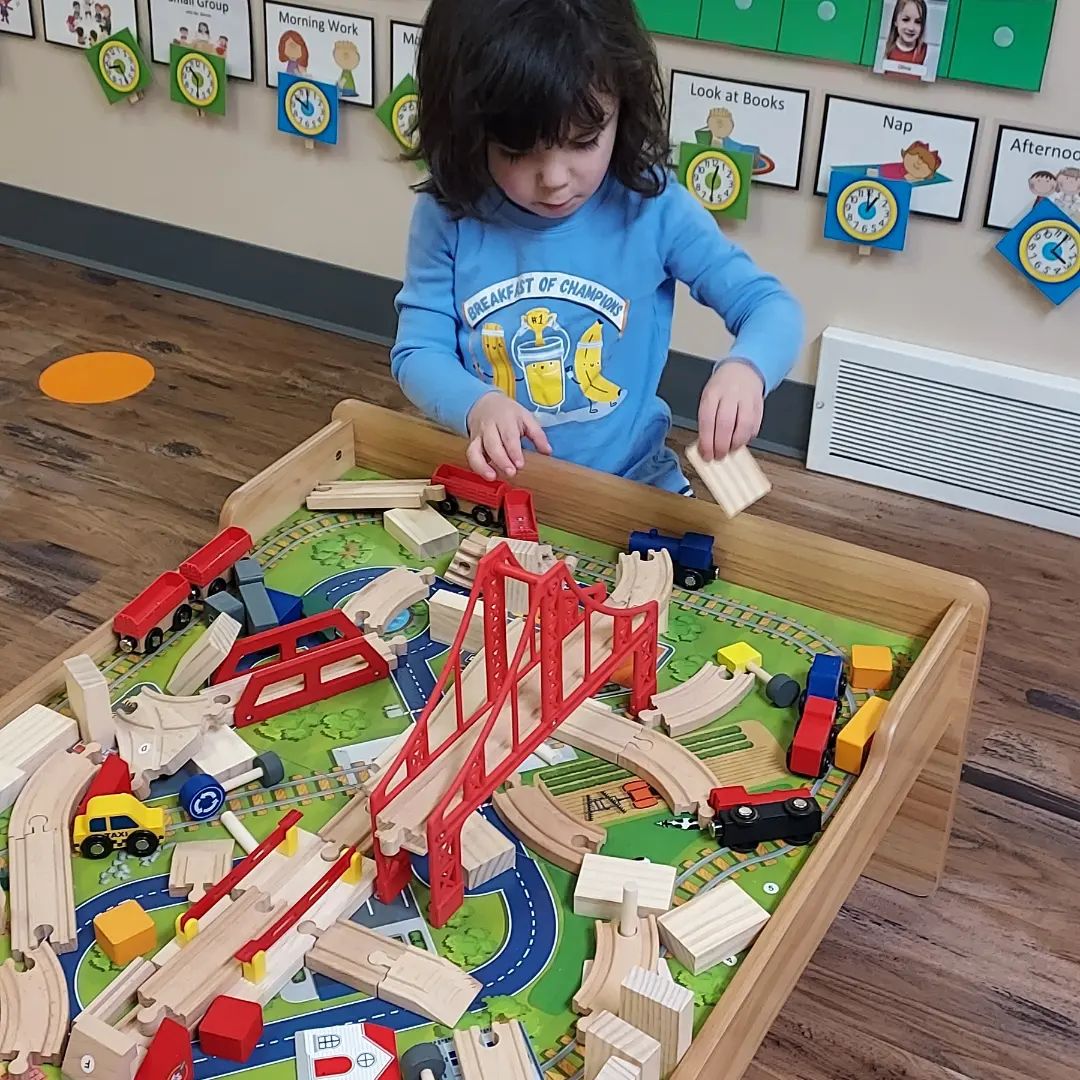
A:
[113,570,193,654]
[627,528,717,590]
[430,463,510,526]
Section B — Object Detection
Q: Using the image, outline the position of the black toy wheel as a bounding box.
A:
[81,835,111,860]
[118,635,138,654]
[818,750,834,779]
[208,577,228,595]
[172,605,193,631]
[784,796,817,817]
[126,831,159,857]
[472,505,497,527]
[145,628,164,653]
[679,568,706,591]
[438,496,460,516]
[400,1044,446,1080]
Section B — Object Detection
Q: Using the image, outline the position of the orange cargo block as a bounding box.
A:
[850,645,893,691]
[94,899,157,966]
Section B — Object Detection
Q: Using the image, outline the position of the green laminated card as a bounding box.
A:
[87,27,151,105]
[170,42,227,116]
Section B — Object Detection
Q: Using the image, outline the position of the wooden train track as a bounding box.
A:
[0,945,70,1077]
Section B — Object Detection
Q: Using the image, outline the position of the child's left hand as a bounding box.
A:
[696,360,765,460]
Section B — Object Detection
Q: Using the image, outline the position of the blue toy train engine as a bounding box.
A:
[628,528,717,591]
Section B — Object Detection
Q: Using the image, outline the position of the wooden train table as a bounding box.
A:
[0,400,988,1080]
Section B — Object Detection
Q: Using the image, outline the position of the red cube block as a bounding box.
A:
[199,996,264,1063]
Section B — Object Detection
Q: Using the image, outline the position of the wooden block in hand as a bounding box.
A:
[686,443,770,518]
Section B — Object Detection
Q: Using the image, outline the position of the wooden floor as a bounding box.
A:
[1,247,1078,1079]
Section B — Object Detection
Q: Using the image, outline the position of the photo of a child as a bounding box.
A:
[873,0,949,83]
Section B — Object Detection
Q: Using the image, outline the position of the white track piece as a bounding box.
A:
[306,479,446,511]
[166,613,242,696]
[575,855,676,921]
[620,966,693,1078]
[192,725,255,784]
[443,532,489,588]
[64,654,116,750]
[460,812,516,889]
[0,705,79,813]
[342,567,434,634]
[639,663,755,737]
[169,840,235,901]
[383,506,460,559]
[657,880,770,975]
[595,1059,642,1080]
[578,1010,661,1080]
[452,1021,535,1080]
[428,589,486,652]
[686,442,771,518]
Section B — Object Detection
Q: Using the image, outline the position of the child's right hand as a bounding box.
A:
[466,393,552,480]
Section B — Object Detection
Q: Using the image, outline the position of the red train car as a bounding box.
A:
[114,571,193,654]
[179,525,253,599]
[502,488,539,543]
[787,694,839,778]
[431,464,510,526]
[708,784,812,814]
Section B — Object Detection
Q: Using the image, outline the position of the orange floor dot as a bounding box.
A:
[39,351,156,404]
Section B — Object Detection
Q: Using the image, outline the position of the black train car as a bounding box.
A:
[708,785,823,853]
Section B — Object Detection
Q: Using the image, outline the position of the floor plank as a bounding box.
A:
[1,245,1077,1079]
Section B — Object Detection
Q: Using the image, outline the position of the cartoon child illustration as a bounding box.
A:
[67,2,80,34]
[278,30,309,76]
[195,20,211,48]
[879,141,941,183]
[74,24,85,44]
[175,25,189,44]
[0,0,10,24]
[333,39,361,98]
[216,35,228,56]
[706,107,735,146]
[1054,167,1080,218]
[701,107,773,177]
[99,3,110,33]
[88,27,97,43]
[885,0,928,65]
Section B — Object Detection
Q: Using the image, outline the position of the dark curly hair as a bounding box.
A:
[410,0,670,217]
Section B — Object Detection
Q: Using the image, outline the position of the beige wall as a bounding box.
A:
[1,0,1076,384]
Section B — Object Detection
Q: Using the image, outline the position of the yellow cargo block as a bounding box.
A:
[850,645,894,691]
[836,696,889,774]
[94,899,157,967]
[716,641,763,673]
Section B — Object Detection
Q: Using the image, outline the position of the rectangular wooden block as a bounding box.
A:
[0,704,79,813]
[836,695,888,775]
[850,644,894,691]
[63,653,116,749]
[620,965,694,1078]
[579,1010,661,1080]
[575,854,677,920]
[383,506,460,560]
[306,479,446,511]
[657,880,769,975]
[428,589,485,653]
[686,443,771,518]
[460,811,516,889]
[595,1059,642,1080]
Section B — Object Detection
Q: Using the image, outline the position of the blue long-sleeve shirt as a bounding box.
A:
[390,172,802,492]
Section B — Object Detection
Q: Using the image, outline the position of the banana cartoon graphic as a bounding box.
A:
[573,320,622,406]
[512,307,569,409]
[481,323,517,397]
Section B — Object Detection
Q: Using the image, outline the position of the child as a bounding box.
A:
[885,0,928,66]
[390,0,802,492]
[1053,167,1080,219]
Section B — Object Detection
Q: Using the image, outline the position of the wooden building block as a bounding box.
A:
[169,839,235,900]
[460,812,516,888]
[595,1060,642,1080]
[685,442,770,518]
[64,654,117,750]
[428,589,486,653]
[62,1013,141,1080]
[575,855,676,920]
[836,695,889,775]
[192,725,255,784]
[383,506,460,560]
[657,881,769,975]
[0,705,80,814]
[443,532,489,588]
[716,642,762,672]
[94,900,157,968]
[620,966,693,1078]
[578,1010,661,1080]
[850,644,894,691]
[167,613,242,696]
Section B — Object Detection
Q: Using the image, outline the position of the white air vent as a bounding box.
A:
[808,328,1080,538]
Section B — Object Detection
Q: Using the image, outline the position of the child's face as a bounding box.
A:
[334,41,359,68]
[1030,174,1056,196]
[895,2,923,47]
[1059,173,1080,195]
[487,98,619,220]
[284,38,301,59]
[904,151,931,180]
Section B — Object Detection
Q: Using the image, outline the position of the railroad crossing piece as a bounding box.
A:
[657,880,770,975]
[685,442,771,518]
[578,1010,661,1080]
[620,966,693,1078]
[191,724,257,785]
[850,644,894,691]
[383,505,460,559]
[452,1022,535,1079]
[638,663,755,737]
[0,945,70,1077]
[716,642,800,708]
[428,589,486,653]
[442,532,489,588]
[491,775,606,872]
[460,812,516,888]
[167,613,243,696]
[94,900,157,967]
[303,918,481,1027]
[836,695,889,774]
[342,566,435,634]
[574,855,676,921]
[63,653,117,749]
[180,750,285,821]
[169,840,236,900]
[0,704,79,814]
[306,479,446,511]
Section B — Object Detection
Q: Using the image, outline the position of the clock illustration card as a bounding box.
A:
[278,71,339,145]
[824,166,912,252]
[376,73,420,155]
[170,41,226,114]
[995,199,1080,306]
[677,142,754,221]
[87,27,151,103]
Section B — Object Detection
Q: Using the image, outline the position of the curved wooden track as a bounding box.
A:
[492,777,606,873]
[610,549,673,629]
[0,945,70,1076]
[573,915,660,1017]
[639,663,756,737]
[342,567,434,634]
